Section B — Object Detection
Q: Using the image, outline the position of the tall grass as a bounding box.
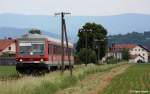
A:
[0,63,124,94]
[103,64,150,94]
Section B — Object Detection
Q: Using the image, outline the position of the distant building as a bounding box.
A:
[0,39,16,55]
[108,44,150,63]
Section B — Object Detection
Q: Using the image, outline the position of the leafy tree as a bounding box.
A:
[29,29,42,34]
[78,48,97,64]
[76,23,107,62]
[122,49,130,61]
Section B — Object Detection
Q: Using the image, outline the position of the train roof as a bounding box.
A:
[18,34,73,47]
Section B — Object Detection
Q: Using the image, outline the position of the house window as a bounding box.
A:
[135,49,137,51]
[143,53,145,56]
[139,49,140,51]
[8,47,11,50]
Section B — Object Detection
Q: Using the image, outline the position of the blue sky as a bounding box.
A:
[0,0,150,16]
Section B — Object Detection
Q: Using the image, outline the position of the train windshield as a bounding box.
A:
[19,41,45,55]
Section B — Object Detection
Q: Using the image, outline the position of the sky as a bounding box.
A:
[0,0,150,16]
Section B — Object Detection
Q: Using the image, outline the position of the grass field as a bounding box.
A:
[55,63,130,94]
[0,63,149,94]
[103,64,150,94]
[0,66,18,80]
[0,63,123,94]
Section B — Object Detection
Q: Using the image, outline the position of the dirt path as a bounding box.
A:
[55,64,131,94]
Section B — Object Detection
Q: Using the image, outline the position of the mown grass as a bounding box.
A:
[103,64,150,94]
[0,66,19,80]
[0,63,125,94]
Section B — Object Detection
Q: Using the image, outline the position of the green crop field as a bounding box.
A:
[103,64,150,94]
[0,66,16,74]
[0,66,18,80]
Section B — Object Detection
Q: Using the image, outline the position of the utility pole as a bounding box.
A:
[85,30,87,66]
[55,12,72,75]
[63,18,72,75]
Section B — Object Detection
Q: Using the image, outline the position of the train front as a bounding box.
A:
[16,36,49,74]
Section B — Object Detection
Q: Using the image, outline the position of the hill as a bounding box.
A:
[0,13,150,42]
[0,27,60,39]
[108,31,150,49]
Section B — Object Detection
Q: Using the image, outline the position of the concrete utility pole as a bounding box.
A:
[81,29,92,66]
[94,38,107,63]
[55,12,72,75]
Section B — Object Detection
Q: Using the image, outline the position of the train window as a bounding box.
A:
[53,45,56,54]
[48,44,53,54]
[58,46,61,54]
[64,48,72,56]
[19,42,44,55]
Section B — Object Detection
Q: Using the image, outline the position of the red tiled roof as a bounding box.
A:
[0,39,15,52]
[112,44,137,49]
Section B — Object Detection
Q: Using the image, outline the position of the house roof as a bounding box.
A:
[0,39,15,52]
[138,44,150,52]
[110,44,150,53]
[112,44,137,49]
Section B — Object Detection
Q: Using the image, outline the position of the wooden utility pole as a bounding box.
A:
[63,19,72,75]
[55,12,72,75]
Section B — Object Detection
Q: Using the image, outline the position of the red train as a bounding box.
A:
[15,34,74,74]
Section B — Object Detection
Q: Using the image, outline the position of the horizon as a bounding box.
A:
[0,12,150,17]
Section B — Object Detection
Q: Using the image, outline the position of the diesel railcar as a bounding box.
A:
[15,34,74,74]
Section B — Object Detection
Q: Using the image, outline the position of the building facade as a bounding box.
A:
[108,44,150,63]
[0,39,16,55]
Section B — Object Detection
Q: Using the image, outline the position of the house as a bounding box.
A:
[108,44,150,63]
[0,39,16,56]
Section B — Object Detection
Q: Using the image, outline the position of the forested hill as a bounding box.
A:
[108,31,150,49]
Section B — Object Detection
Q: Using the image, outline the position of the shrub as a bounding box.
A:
[107,56,118,64]
[78,48,97,64]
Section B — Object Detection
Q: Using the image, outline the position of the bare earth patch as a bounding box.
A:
[55,64,131,94]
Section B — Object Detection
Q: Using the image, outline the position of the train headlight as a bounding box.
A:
[20,59,23,62]
[30,52,33,55]
[40,59,44,62]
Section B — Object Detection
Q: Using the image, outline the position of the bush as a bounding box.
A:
[78,48,97,64]
[107,56,118,64]
[122,48,130,61]
[29,29,41,34]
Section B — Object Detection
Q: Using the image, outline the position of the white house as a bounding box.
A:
[129,45,149,63]
[0,39,16,55]
[108,44,150,63]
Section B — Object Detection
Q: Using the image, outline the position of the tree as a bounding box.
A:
[29,29,42,34]
[76,23,108,63]
[78,48,97,64]
[122,48,130,61]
